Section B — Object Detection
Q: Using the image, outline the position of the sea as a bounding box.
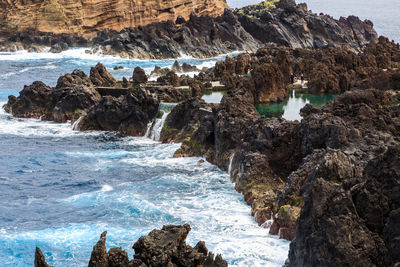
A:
[1,1,398,266]
[0,50,289,266]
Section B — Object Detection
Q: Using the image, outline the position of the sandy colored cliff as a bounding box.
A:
[0,0,228,37]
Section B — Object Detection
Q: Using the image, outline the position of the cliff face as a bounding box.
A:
[0,0,228,36]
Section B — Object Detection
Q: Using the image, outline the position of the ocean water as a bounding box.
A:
[227,0,400,43]
[0,50,289,266]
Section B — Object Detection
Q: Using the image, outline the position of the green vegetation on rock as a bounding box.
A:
[236,0,280,20]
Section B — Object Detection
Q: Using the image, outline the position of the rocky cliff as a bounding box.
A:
[1,0,378,58]
[0,0,228,37]
[89,0,378,58]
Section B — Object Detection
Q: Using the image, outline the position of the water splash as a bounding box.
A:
[146,103,177,141]
[228,154,234,177]
[72,116,83,131]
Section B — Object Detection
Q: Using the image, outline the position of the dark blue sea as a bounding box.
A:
[0,50,289,266]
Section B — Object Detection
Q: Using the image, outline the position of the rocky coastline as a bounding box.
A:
[3,1,400,266]
[35,224,227,267]
[5,35,400,265]
[1,0,378,59]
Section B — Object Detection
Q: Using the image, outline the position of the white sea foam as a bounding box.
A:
[0,104,97,137]
[0,132,289,266]
[58,155,289,267]
[0,48,239,64]
[101,184,113,192]
[0,49,288,267]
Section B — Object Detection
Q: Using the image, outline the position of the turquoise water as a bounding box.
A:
[0,50,289,266]
[256,90,336,121]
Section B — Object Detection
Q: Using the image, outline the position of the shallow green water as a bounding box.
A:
[256,90,337,121]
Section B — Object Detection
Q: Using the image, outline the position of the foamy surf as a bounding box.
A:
[0,48,289,267]
[53,151,290,267]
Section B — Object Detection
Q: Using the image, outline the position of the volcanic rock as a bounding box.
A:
[160,98,213,143]
[133,224,227,267]
[34,247,51,267]
[78,88,159,136]
[1,0,378,59]
[88,231,108,267]
[35,225,227,267]
[131,67,148,84]
[210,37,400,100]
[90,63,116,87]
[90,1,377,59]
[157,71,179,87]
[4,70,101,123]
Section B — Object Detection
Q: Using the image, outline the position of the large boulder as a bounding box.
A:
[131,67,148,84]
[88,231,108,267]
[133,224,227,267]
[157,71,179,86]
[160,98,213,143]
[90,63,116,86]
[4,81,53,119]
[52,70,102,122]
[78,88,159,136]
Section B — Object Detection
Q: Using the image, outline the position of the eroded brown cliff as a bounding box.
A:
[0,0,228,37]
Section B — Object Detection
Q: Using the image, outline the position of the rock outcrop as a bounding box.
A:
[236,0,377,51]
[134,224,227,267]
[78,88,159,136]
[90,63,116,87]
[1,0,379,59]
[90,0,378,59]
[34,247,51,267]
[3,63,204,129]
[0,0,228,37]
[4,69,102,123]
[207,36,400,102]
[162,80,400,262]
[92,10,259,59]
[161,98,217,160]
[35,225,227,267]
[131,67,148,84]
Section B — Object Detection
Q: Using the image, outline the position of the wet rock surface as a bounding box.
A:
[160,98,216,160]
[35,225,227,267]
